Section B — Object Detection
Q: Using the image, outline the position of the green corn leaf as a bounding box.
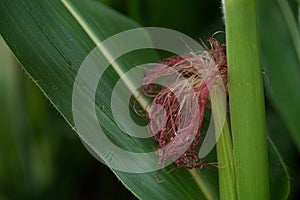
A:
[258,0,300,152]
[268,138,290,200]
[0,0,219,199]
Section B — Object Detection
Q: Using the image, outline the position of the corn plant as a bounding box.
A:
[1,0,298,199]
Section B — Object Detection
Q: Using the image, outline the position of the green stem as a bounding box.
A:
[216,120,236,200]
[211,86,237,200]
[224,0,269,199]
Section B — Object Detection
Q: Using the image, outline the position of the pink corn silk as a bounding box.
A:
[142,38,227,169]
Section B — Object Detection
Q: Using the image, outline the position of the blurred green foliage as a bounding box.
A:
[0,39,134,199]
[0,0,299,199]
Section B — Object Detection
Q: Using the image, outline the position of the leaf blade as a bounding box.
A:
[0,0,218,199]
[268,138,290,200]
[259,0,300,152]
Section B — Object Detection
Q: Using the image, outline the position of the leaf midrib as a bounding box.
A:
[61,0,215,199]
